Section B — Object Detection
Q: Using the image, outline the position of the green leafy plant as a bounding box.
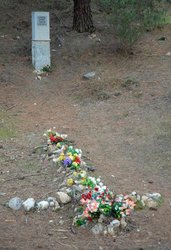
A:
[42,65,51,73]
[99,0,166,49]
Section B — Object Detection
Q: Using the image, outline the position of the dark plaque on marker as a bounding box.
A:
[37,16,47,26]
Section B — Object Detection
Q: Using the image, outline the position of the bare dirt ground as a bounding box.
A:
[0,1,171,249]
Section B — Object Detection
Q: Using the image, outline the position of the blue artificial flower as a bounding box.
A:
[63,157,72,167]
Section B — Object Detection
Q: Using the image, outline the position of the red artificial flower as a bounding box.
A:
[106,195,110,199]
[87,192,92,199]
[49,134,64,143]
[94,187,99,192]
[87,216,93,222]
[82,192,92,200]
[82,194,86,200]
[74,156,81,164]
[50,135,57,143]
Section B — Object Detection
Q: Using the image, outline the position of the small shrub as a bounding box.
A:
[99,0,166,48]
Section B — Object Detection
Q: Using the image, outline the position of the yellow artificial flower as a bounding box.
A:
[72,162,78,167]
[67,178,74,186]
[56,142,62,148]
[69,155,74,161]
[80,170,87,178]
[73,171,78,177]
[58,153,65,161]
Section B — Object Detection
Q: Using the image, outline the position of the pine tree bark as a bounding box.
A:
[73,0,95,33]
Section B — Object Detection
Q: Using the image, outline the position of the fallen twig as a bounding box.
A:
[54,229,69,232]
[32,145,47,153]
[6,104,17,111]
[56,240,78,250]
[1,172,48,184]
[70,225,77,235]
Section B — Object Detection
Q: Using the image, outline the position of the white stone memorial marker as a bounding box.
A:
[32,12,51,70]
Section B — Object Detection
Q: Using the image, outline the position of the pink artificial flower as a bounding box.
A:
[126,208,131,215]
[83,208,89,217]
[87,200,99,213]
[80,198,90,205]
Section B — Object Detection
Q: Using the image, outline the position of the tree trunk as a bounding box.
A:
[73,0,95,33]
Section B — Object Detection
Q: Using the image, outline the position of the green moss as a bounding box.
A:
[0,128,15,139]
[0,111,16,139]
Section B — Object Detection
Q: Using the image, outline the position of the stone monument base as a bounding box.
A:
[32,40,51,71]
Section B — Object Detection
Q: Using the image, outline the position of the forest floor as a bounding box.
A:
[0,1,171,249]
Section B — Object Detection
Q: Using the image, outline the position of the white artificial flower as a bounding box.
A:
[99,182,104,187]
[96,178,101,183]
[53,158,58,162]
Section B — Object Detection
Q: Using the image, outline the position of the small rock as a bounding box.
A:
[145,198,158,209]
[141,195,148,202]
[37,201,49,210]
[49,220,54,224]
[166,52,171,56]
[56,191,71,204]
[73,185,84,193]
[107,219,120,236]
[49,201,55,207]
[91,223,104,235]
[23,198,35,211]
[107,225,119,237]
[98,214,108,223]
[120,218,127,229]
[85,165,95,171]
[83,71,96,80]
[47,197,56,203]
[8,197,23,210]
[110,219,120,227]
[52,201,60,211]
[36,76,42,80]
[147,192,161,200]
[48,197,57,207]
[142,193,162,209]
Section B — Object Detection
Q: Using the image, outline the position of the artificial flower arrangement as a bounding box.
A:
[44,129,82,171]
[74,176,136,226]
[56,145,82,170]
[44,128,67,144]
[44,129,136,226]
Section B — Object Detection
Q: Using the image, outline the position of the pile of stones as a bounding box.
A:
[6,129,162,237]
